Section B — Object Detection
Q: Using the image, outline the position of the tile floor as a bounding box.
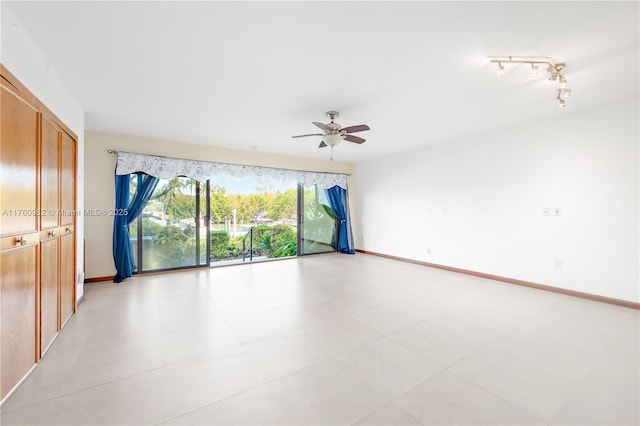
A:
[1,253,638,425]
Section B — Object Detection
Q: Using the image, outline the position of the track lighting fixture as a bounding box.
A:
[489,56,572,108]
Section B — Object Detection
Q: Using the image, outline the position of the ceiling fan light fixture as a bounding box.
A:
[324,134,343,147]
[291,111,370,158]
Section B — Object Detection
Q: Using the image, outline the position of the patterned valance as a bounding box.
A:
[115,151,348,189]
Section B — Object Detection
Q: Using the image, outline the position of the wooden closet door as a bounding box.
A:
[39,118,60,354]
[59,133,76,326]
[0,87,39,235]
[0,86,39,400]
[39,237,58,353]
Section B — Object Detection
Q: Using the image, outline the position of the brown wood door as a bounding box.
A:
[0,87,39,236]
[39,236,59,353]
[0,242,38,400]
[40,119,60,230]
[59,133,76,325]
[39,118,61,354]
[60,232,74,325]
[0,85,40,400]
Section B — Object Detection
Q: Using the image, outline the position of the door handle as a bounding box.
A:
[15,236,27,246]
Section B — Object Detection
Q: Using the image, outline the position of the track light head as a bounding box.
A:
[530,63,539,75]
[496,62,505,76]
[558,75,568,88]
[558,88,571,99]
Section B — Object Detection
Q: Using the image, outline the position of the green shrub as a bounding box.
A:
[251,224,297,258]
[229,235,245,258]
[210,230,230,260]
[153,225,188,267]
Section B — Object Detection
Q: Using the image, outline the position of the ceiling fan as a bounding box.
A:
[292,111,370,158]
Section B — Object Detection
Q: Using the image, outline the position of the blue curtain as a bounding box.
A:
[325,185,355,254]
[113,173,159,283]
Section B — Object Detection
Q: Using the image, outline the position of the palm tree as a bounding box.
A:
[154,177,186,222]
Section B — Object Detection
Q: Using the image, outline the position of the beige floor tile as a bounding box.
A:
[159,322,241,364]
[395,370,544,425]
[243,328,331,381]
[485,326,606,381]
[0,369,166,425]
[304,315,383,355]
[449,346,577,422]
[334,337,442,399]
[352,402,421,425]
[159,347,264,419]
[80,313,162,352]
[56,336,163,395]
[426,309,514,343]
[224,308,299,344]
[1,355,76,411]
[351,304,423,335]
[550,330,640,425]
[266,358,390,425]
[161,384,287,425]
[389,321,485,367]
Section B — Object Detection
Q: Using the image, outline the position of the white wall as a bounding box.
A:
[1,3,86,300]
[84,131,356,279]
[355,99,639,303]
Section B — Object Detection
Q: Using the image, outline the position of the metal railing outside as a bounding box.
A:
[241,227,253,262]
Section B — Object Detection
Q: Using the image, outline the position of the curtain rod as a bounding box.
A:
[107,149,351,177]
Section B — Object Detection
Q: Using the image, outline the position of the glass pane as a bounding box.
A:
[140,176,201,271]
[209,178,298,264]
[300,184,336,255]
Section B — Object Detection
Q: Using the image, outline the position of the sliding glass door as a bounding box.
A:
[130,177,338,273]
[131,176,209,272]
[298,184,337,255]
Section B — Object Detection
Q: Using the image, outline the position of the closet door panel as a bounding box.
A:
[60,133,75,226]
[39,236,59,354]
[60,232,74,325]
[0,87,39,236]
[40,119,60,230]
[60,133,76,325]
[0,244,37,400]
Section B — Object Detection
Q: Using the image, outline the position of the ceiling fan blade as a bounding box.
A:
[292,133,324,138]
[319,141,328,148]
[344,134,366,144]
[341,124,370,134]
[312,122,331,131]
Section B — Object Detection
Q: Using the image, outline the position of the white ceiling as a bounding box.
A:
[5,1,639,163]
